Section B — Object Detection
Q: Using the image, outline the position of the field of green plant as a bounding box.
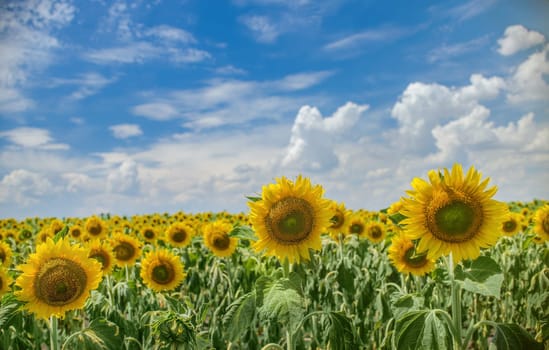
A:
[0,172,547,350]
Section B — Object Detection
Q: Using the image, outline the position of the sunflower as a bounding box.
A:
[140,225,158,244]
[365,221,386,243]
[0,266,12,297]
[501,212,522,237]
[388,234,436,276]
[400,164,508,263]
[533,204,549,242]
[35,228,53,245]
[110,233,142,267]
[326,201,350,240]
[85,215,108,240]
[347,214,366,237]
[15,238,102,319]
[202,220,238,257]
[0,240,12,267]
[248,175,332,263]
[69,225,84,241]
[86,240,115,275]
[165,222,194,248]
[140,249,186,292]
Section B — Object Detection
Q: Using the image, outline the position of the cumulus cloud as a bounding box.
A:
[109,124,143,139]
[0,169,54,205]
[282,102,368,171]
[498,25,545,56]
[106,159,140,194]
[0,127,69,150]
[506,44,549,103]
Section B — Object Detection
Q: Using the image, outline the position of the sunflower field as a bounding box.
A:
[0,165,548,350]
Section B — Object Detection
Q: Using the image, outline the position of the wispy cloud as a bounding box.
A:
[239,15,280,43]
[324,26,418,51]
[0,127,69,150]
[445,0,497,21]
[50,72,117,99]
[109,124,143,139]
[427,35,490,63]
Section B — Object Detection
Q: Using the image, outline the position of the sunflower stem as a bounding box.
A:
[282,258,290,278]
[286,329,295,350]
[448,253,463,350]
[49,315,59,350]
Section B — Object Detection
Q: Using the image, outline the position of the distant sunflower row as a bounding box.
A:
[0,164,547,321]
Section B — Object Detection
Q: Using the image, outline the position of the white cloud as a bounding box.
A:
[132,102,180,120]
[0,169,55,206]
[498,25,545,56]
[84,42,160,64]
[50,72,117,100]
[273,71,334,91]
[324,26,415,51]
[239,15,280,43]
[144,25,196,43]
[0,127,69,150]
[427,36,489,63]
[215,65,248,75]
[282,102,368,171]
[506,44,549,103]
[107,159,140,193]
[109,124,143,139]
[0,0,75,113]
[445,0,496,21]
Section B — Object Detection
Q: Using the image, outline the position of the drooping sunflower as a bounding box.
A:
[109,233,142,267]
[533,204,549,242]
[248,175,332,263]
[85,215,108,240]
[0,240,13,267]
[326,201,351,240]
[15,238,102,319]
[388,234,436,276]
[202,220,238,257]
[85,240,115,275]
[400,164,508,263]
[0,266,12,297]
[364,221,386,243]
[501,212,522,237]
[140,249,186,292]
[165,222,194,248]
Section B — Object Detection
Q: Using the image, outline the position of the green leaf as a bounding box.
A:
[259,278,305,331]
[492,323,544,350]
[246,195,262,202]
[455,256,504,298]
[63,318,123,350]
[394,310,451,350]
[457,274,504,298]
[388,213,407,225]
[223,292,257,342]
[229,225,258,241]
[323,312,357,350]
[454,256,502,282]
[53,225,69,242]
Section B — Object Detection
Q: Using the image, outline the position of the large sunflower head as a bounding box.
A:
[326,201,351,240]
[388,234,436,276]
[202,220,238,257]
[85,240,115,275]
[140,249,186,292]
[165,222,194,248]
[14,238,102,319]
[109,233,142,267]
[85,216,108,240]
[248,175,332,263]
[0,266,13,297]
[0,240,13,267]
[400,164,508,263]
[533,204,549,242]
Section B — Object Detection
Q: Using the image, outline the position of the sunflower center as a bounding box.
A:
[213,234,231,250]
[152,263,174,284]
[113,242,136,261]
[502,220,517,233]
[426,191,483,243]
[88,223,102,236]
[350,223,364,235]
[71,229,81,238]
[265,197,314,244]
[370,226,383,238]
[330,210,344,229]
[404,247,428,268]
[542,215,549,234]
[0,250,5,264]
[35,258,87,306]
[144,229,155,239]
[0,277,3,290]
[171,229,187,242]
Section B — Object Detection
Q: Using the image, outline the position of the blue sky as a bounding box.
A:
[1,0,548,219]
